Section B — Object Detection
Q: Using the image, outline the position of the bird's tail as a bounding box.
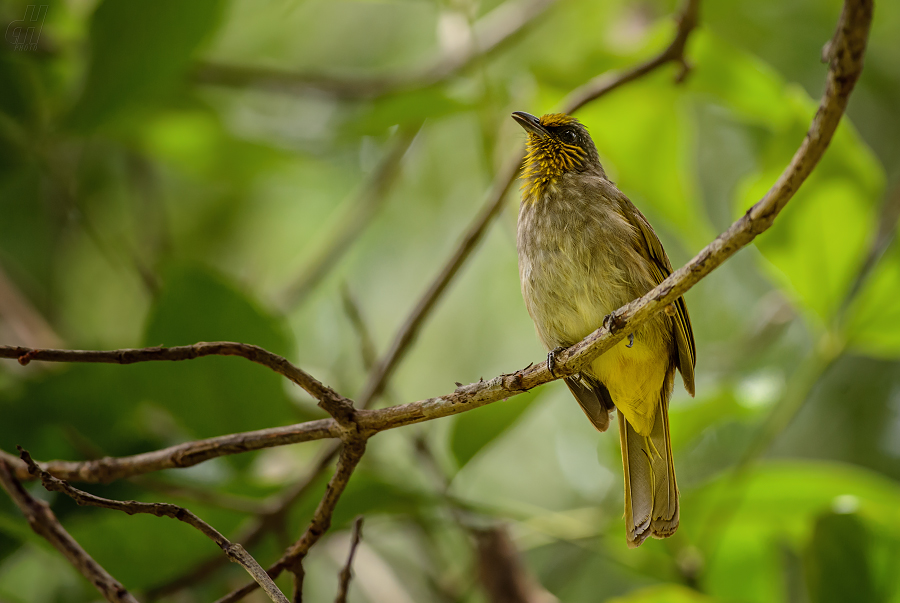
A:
[618,370,679,548]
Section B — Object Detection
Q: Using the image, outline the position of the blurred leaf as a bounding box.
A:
[67,501,242,590]
[140,264,301,442]
[607,584,722,603]
[576,77,708,247]
[450,389,541,470]
[845,242,900,357]
[686,462,900,603]
[67,0,223,130]
[691,32,885,324]
[804,511,880,603]
[288,468,434,536]
[0,363,153,460]
[345,86,471,137]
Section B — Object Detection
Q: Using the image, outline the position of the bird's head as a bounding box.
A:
[512,111,604,201]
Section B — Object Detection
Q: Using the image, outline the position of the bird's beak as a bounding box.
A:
[512,111,549,138]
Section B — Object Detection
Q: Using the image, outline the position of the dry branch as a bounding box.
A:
[0,459,140,603]
[16,448,289,603]
[334,517,364,603]
[214,439,368,603]
[0,341,356,427]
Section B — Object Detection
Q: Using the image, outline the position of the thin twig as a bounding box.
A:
[17,448,290,603]
[354,0,703,410]
[0,420,340,483]
[193,0,556,100]
[839,181,900,316]
[0,341,356,427]
[335,517,365,603]
[0,459,140,603]
[282,124,422,308]
[145,441,342,599]
[215,439,368,603]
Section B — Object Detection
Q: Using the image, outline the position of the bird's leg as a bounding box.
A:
[547,346,566,377]
[626,333,635,348]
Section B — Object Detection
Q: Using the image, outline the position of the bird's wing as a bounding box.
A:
[565,375,614,432]
[609,185,696,396]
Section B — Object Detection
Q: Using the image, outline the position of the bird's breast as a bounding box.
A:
[516,186,636,349]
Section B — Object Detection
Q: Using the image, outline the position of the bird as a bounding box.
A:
[512,110,695,547]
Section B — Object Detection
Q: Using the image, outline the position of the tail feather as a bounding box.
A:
[619,371,679,547]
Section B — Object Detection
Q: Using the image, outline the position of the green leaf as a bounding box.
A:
[607,584,723,603]
[845,242,900,357]
[805,512,880,603]
[67,0,224,130]
[67,501,243,590]
[345,86,471,137]
[450,389,541,470]
[575,77,709,246]
[140,264,301,442]
[690,31,885,324]
[685,461,900,603]
[288,468,434,536]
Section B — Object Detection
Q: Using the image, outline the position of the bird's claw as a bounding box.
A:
[626,333,635,348]
[547,346,565,377]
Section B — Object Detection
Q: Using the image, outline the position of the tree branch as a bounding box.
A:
[334,517,364,603]
[15,448,290,603]
[281,125,422,308]
[193,0,556,100]
[0,419,341,483]
[145,441,342,599]
[0,459,140,603]
[214,439,368,603]
[0,341,357,428]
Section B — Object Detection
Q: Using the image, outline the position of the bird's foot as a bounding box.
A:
[547,346,565,377]
[626,333,635,348]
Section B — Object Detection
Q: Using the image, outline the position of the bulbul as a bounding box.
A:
[512,111,696,547]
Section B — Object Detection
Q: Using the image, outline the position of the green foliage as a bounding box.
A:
[450,389,542,469]
[1,0,899,601]
[67,0,224,130]
[805,512,880,603]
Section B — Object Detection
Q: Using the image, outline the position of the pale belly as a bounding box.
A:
[520,248,670,436]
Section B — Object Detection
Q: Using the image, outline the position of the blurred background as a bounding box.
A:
[1,0,900,601]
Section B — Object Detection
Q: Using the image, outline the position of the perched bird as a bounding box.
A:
[512,111,695,547]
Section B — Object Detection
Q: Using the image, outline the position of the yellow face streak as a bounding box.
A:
[520,133,586,202]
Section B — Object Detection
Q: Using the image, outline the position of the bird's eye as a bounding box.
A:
[560,129,577,144]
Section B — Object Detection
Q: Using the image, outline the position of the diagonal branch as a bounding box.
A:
[144,443,341,599]
[281,124,422,308]
[214,438,368,603]
[354,0,702,409]
[0,459,141,603]
[16,448,289,603]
